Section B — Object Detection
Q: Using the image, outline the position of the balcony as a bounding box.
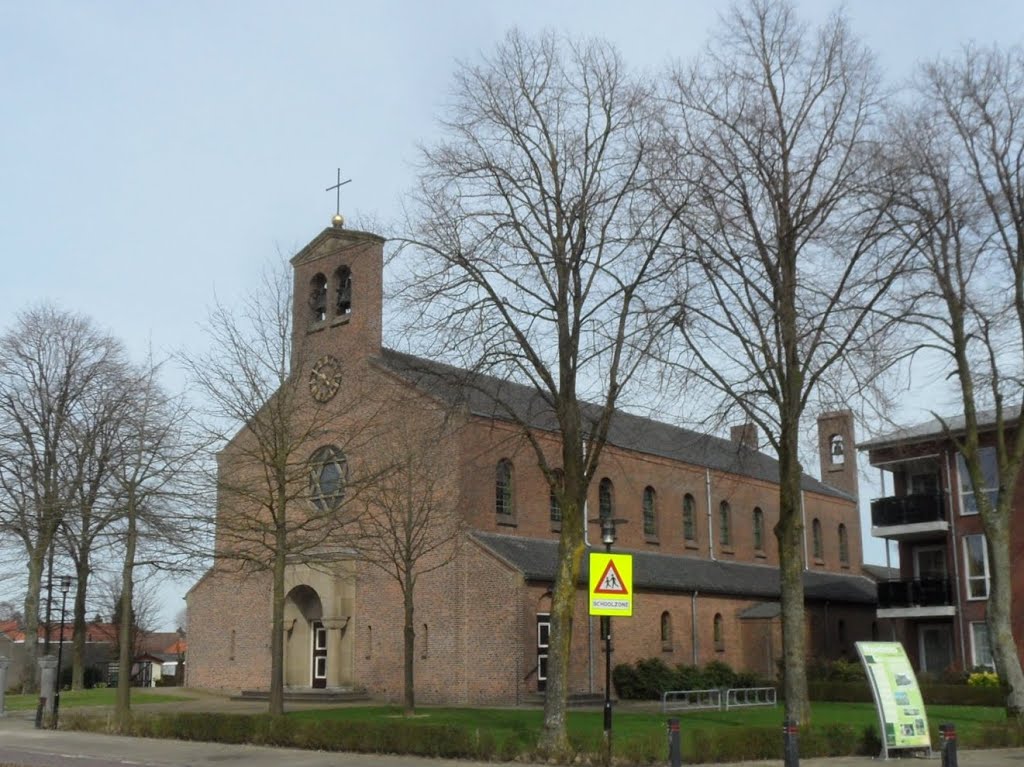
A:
[871,493,949,541]
[877,577,956,619]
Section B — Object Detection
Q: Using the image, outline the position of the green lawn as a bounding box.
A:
[288,701,1010,753]
[3,688,189,711]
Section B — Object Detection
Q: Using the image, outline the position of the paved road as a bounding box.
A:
[1,690,1023,767]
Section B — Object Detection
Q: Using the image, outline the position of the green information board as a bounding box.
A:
[855,641,931,758]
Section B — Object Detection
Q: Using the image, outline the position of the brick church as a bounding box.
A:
[185,219,879,704]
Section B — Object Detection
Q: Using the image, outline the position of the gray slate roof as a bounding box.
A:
[473,532,877,605]
[859,408,1012,450]
[379,348,851,501]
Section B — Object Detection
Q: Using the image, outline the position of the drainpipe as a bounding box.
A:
[945,450,967,670]
[691,591,700,665]
[706,469,715,560]
[801,490,808,570]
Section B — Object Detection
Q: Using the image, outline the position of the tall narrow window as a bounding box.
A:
[495,459,514,519]
[753,507,764,551]
[660,611,673,651]
[643,486,657,537]
[683,494,697,542]
[812,518,823,560]
[334,265,352,316]
[309,273,327,322]
[971,622,994,669]
[599,478,614,521]
[713,613,724,651]
[838,523,850,566]
[958,447,999,515]
[963,534,990,599]
[229,629,236,661]
[421,623,429,659]
[719,501,731,547]
[549,469,563,528]
[366,625,372,659]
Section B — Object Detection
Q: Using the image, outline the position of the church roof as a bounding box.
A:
[473,531,877,605]
[378,348,852,501]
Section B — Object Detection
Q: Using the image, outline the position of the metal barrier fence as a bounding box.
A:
[661,686,776,713]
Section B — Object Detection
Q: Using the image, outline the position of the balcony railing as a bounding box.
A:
[871,493,945,527]
[878,577,953,609]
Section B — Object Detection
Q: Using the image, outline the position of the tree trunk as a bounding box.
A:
[268,525,287,717]
[777,423,810,725]
[70,565,89,690]
[115,508,137,729]
[21,547,45,694]
[984,517,1024,717]
[403,576,416,716]
[539,497,584,758]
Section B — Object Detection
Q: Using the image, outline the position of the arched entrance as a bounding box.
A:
[284,585,325,689]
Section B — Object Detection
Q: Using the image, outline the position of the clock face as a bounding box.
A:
[309,355,342,402]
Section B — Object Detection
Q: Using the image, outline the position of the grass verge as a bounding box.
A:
[4,688,191,711]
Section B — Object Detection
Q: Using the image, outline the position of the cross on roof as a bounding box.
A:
[326,168,352,216]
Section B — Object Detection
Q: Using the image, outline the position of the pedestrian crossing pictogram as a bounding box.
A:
[594,559,628,595]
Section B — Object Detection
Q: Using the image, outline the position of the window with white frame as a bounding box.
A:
[963,534,990,599]
[957,447,998,515]
[970,621,995,670]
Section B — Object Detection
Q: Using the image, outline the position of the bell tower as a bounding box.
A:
[289,215,385,373]
[817,410,858,498]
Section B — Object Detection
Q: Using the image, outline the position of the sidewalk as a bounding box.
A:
[1,689,1022,767]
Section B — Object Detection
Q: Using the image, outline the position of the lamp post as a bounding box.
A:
[52,575,71,729]
[590,515,626,767]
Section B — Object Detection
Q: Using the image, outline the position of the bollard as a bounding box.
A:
[0,656,9,718]
[667,718,681,767]
[783,718,799,767]
[34,697,45,729]
[939,723,958,767]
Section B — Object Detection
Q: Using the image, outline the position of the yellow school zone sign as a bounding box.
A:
[589,552,633,616]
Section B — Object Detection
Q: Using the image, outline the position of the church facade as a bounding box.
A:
[185,221,879,704]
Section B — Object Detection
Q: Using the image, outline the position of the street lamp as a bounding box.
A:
[52,575,71,729]
[590,515,626,767]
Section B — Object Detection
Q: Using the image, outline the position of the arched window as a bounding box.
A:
[549,469,563,528]
[753,507,764,551]
[643,486,657,537]
[683,493,697,542]
[713,613,724,651]
[812,518,823,560]
[838,523,850,566]
[334,265,352,316]
[309,273,327,322]
[719,501,732,547]
[495,459,514,518]
[599,478,614,521]
[660,611,673,651]
[309,445,348,511]
[829,433,845,465]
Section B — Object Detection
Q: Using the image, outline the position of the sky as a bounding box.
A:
[2,1,1023,630]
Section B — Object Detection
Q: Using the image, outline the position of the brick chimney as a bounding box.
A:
[730,422,759,451]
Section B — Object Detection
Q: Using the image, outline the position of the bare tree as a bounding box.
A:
[57,367,135,690]
[666,0,903,723]
[354,421,465,716]
[0,305,129,692]
[180,260,381,716]
[887,44,1024,716]
[397,30,685,754]
[107,359,199,726]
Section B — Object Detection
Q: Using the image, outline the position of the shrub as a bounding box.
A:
[968,671,1000,687]
[614,658,757,699]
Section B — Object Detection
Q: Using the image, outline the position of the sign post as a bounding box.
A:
[589,541,633,767]
[855,641,932,759]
